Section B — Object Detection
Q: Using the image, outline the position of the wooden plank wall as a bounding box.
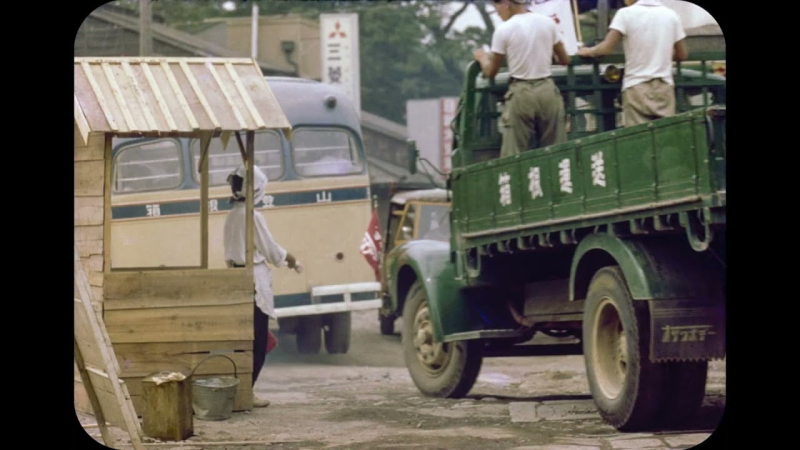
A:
[75,126,107,416]
[104,268,255,413]
[74,126,106,315]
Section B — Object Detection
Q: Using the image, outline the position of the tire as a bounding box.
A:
[324,312,351,354]
[380,313,395,335]
[402,280,482,398]
[296,316,322,355]
[583,266,664,431]
[655,361,709,428]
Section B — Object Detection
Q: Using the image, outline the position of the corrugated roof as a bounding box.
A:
[74,57,292,144]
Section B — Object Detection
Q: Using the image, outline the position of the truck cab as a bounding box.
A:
[378,188,450,335]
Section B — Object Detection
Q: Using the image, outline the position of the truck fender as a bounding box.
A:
[570,233,723,302]
[388,241,473,342]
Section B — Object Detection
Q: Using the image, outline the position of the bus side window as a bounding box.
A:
[291,128,363,177]
[113,139,183,194]
[191,130,284,185]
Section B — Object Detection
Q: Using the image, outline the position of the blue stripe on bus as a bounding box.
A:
[111,186,369,220]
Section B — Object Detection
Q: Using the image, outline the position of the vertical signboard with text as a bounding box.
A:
[320,13,361,116]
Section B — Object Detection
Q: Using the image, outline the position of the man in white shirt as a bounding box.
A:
[224,164,297,408]
[474,0,571,158]
[577,0,688,126]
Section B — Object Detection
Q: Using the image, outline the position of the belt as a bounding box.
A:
[510,77,548,84]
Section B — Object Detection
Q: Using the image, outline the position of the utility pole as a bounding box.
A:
[140,0,152,56]
[251,3,259,59]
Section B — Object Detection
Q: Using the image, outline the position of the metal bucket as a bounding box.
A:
[190,354,240,421]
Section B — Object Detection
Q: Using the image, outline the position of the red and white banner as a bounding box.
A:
[360,208,383,281]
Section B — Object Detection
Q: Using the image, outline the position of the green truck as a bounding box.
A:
[382,52,726,431]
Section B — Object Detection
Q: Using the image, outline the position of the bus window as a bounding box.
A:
[291,128,363,177]
[191,130,284,185]
[113,139,182,194]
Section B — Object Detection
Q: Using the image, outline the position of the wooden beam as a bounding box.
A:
[101,62,138,132]
[206,61,248,130]
[141,63,178,132]
[122,61,158,132]
[74,339,113,447]
[179,61,218,130]
[81,61,120,132]
[74,246,144,449]
[226,62,266,129]
[104,134,113,275]
[163,61,200,130]
[235,131,247,163]
[199,132,212,269]
[74,95,92,146]
[245,131,255,269]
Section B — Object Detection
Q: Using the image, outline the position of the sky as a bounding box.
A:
[441,0,719,33]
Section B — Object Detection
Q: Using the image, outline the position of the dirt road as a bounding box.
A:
[78,310,725,450]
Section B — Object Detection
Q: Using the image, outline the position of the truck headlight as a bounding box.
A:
[603,65,621,83]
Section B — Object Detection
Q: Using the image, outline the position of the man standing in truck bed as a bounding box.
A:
[474,0,571,158]
[577,0,688,126]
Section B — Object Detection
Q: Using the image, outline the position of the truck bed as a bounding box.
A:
[450,106,726,251]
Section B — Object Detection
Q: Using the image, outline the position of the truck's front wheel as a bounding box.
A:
[402,281,482,398]
[583,266,663,431]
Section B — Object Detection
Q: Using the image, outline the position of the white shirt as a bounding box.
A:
[491,12,561,80]
[223,202,288,318]
[609,0,687,91]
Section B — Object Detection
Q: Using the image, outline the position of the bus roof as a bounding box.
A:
[264,76,361,134]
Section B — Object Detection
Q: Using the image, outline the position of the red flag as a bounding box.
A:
[360,208,383,281]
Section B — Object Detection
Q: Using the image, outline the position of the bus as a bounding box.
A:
[108,76,380,354]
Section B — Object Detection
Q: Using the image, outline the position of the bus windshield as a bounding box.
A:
[291,127,364,177]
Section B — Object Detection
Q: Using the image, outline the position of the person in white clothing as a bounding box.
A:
[473,0,571,157]
[577,0,688,126]
[223,164,297,408]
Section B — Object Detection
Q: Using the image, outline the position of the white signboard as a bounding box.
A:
[660,0,719,29]
[320,13,361,115]
[440,97,458,174]
[529,0,580,55]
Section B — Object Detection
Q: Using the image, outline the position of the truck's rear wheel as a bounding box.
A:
[402,281,482,398]
[296,316,322,354]
[324,312,351,354]
[583,266,663,431]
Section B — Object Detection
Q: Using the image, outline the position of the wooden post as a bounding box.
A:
[235,131,247,163]
[245,132,255,269]
[572,0,583,44]
[199,132,212,269]
[74,339,113,446]
[104,134,113,275]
